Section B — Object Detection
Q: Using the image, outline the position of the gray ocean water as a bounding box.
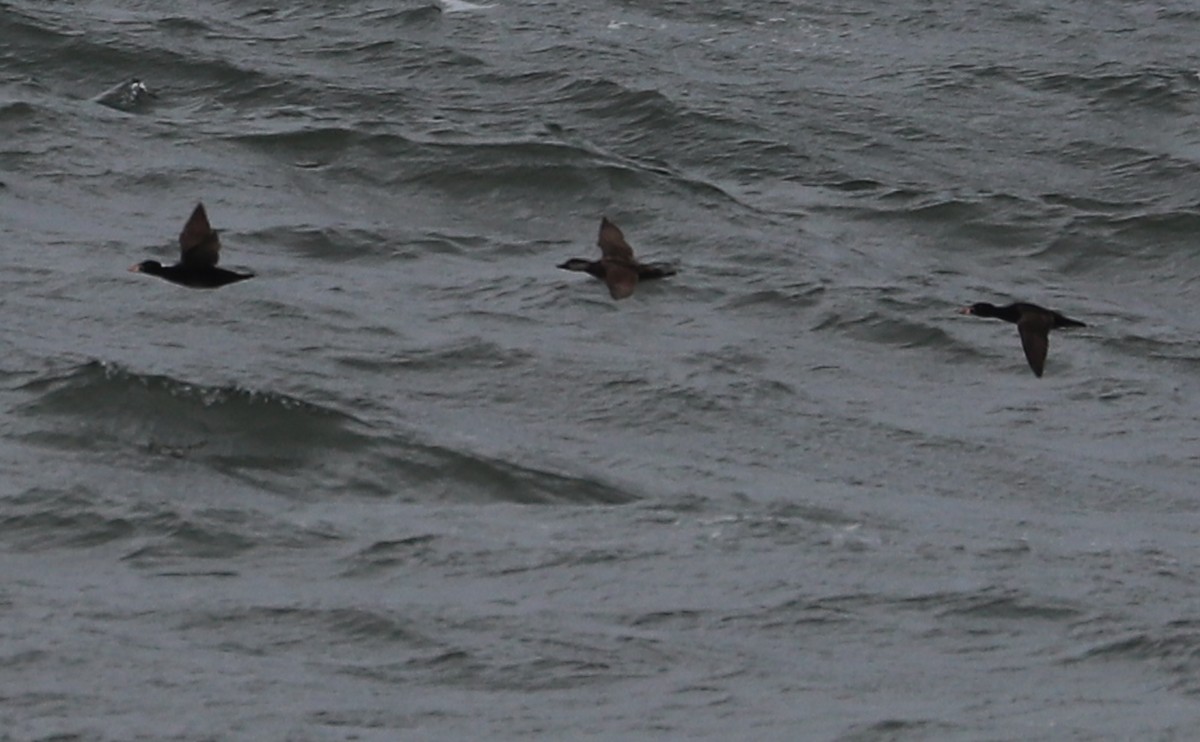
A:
[3,0,1200,738]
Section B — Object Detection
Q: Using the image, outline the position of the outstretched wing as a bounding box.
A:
[179,203,221,268]
[1017,315,1050,377]
[597,217,635,262]
[603,260,638,300]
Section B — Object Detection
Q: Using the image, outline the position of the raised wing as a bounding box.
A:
[179,203,221,268]
[1017,315,1050,377]
[603,260,638,300]
[597,217,635,262]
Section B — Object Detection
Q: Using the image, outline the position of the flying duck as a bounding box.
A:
[959,301,1085,377]
[129,203,254,289]
[557,217,675,299]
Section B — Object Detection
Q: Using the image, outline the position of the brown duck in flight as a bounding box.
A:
[557,217,676,299]
[959,302,1086,377]
[129,203,254,289]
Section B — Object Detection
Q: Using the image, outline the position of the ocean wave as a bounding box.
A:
[1035,205,1200,273]
[1092,333,1200,374]
[811,309,959,351]
[383,133,740,208]
[397,138,627,196]
[720,284,826,311]
[16,359,367,462]
[951,63,1198,113]
[933,592,1082,622]
[0,482,337,558]
[14,361,634,505]
[336,338,534,373]
[1091,209,1200,242]
[339,535,440,577]
[1031,67,1199,112]
[244,224,410,262]
[553,75,775,153]
[0,486,136,551]
[0,100,39,122]
[816,187,1056,253]
[177,605,427,649]
[555,77,680,126]
[1071,622,1200,693]
[224,125,705,203]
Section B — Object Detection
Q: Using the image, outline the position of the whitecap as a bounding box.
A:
[439,0,495,13]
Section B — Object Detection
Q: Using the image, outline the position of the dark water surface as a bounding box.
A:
[3,0,1200,738]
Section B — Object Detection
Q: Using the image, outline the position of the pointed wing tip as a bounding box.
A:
[179,202,220,265]
[182,202,211,229]
[1017,322,1049,379]
[597,218,634,260]
[600,214,624,227]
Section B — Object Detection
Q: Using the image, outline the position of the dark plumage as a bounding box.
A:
[557,217,675,299]
[129,203,254,289]
[959,301,1086,377]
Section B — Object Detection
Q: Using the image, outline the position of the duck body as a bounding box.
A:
[557,217,675,299]
[130,203,254,289]
[959,301,1085,377]
[129,260,253,289]
[557,258,677,283]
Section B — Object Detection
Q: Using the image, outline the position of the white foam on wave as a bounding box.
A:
[439,0,495,13]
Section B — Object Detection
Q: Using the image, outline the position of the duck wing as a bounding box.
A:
[603,260,638,299]
[1017,314,1051,377]
[598,217,635,262]
[179,203,221,268]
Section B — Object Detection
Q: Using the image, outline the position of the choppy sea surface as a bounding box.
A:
[3,0,1200,738]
